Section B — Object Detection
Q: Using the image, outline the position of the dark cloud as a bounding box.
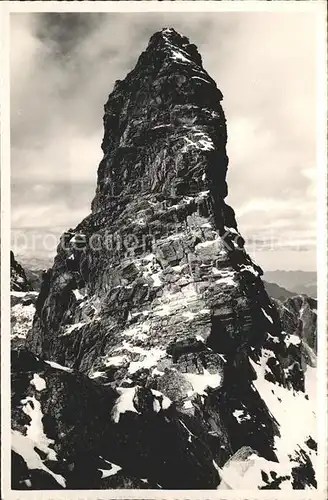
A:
[34,13,106,55]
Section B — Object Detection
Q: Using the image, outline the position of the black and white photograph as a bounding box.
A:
[1,2,327,497]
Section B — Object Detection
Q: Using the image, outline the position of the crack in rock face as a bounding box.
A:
[11,28,317,490]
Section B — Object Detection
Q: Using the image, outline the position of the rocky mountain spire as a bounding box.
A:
[10,251,33,292]
[91,27,231,233]
[12,29,317,490]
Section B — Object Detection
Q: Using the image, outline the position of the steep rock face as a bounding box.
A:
[11,291,39,349]
[11,251,33,292]
[28,27,259,376]
[21,29,317,489]
[273,295,317,353]
[263,280,295,301]
[10,253,36,348]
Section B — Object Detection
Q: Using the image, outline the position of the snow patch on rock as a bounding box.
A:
[233,409,251,423]
[112,387,139,423]
[249,350,317,469]
[103,355,129,368]
[12,396,66,487]
[151,389,172,410]
[284,333,301,348]
[30,373,46,391]
[261,308,274,324]
[98,458,122,479]
[128,346,166,374]
[44,360,73,372]
[218,452,294,490]
[73,289,85,301]
[11,301,36,339]
[183,131,214,152]
[62,321,86,336]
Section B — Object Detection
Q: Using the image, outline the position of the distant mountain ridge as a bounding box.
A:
[10,251,33,292]
[263,280,295,301]
[263,271,317,298]
[14,254,51,272]
[11,254,46,291]
[24,268,44,292]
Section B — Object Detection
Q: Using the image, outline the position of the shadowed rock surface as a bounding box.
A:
[11,251,33,292]
[263,280,295,301]
[11,28,317,490]
[24,268,44,292]
[273,295,317,353]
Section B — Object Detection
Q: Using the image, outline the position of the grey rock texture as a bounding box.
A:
[11,29,317,490]
[11,251,33,292]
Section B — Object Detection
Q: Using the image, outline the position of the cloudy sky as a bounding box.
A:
[11,11,318,271]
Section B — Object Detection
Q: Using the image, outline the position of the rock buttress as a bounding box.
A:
[11,251,33,292]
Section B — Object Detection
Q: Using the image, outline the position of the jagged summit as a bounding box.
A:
[113,28,206,91]
[152,27,191,45]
